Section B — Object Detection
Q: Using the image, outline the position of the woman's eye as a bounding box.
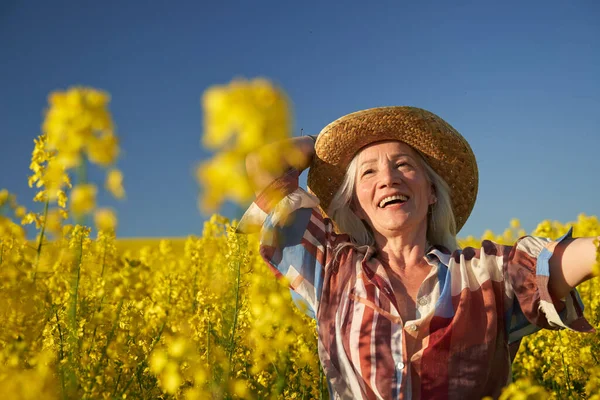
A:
[395,162,408,168]
[362,169,374,176]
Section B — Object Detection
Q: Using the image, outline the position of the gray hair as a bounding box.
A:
[328,150,458,252]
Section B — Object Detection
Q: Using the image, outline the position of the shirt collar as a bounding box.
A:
[357,243,452,267]
[425,245,452,267]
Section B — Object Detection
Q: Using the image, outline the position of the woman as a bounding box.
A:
[239,106,596,399]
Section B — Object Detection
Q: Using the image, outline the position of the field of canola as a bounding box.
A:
[0,83,599,399]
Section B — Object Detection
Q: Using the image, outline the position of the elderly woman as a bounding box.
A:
[239,107,596,399]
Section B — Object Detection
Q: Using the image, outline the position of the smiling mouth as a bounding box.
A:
[378,194,409,208]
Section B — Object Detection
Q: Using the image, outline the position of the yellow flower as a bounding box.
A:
[94,208,117,232]
[168,337,187,358]
[21,212,40,227]
[149,350,168,374]
[57,190,68,208]
[43,87,118,171]
[42,161,70,200]
[231,379,249,398]
[202,77,291,153]
[106,169,125,199]
[45,208,65,236]
[14,206,27,219]
[161,362,181,394]
[199,78,293,212]
[70,184,97,215]
[87,133,120,166]
[196,151,253,213]
[0,189,8,205]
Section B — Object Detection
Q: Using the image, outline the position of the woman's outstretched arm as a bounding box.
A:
[549,237,599,299]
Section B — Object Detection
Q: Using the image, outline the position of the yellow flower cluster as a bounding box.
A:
[0,189,27,243]
[197,78,294,213]
[43,87,117,169]
[1,211,599,398]
[25,87,125,236]
[0,212,325,399]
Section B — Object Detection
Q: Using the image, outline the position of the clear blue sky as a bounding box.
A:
[1,0,598,239]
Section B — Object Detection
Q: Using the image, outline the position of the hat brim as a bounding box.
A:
[307,106,478,233]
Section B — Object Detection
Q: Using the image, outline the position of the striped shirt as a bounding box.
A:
[238,169,593,400]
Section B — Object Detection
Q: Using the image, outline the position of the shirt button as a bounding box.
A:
[396,362,405,370]
[407,324,418,332]
[418,297,428,307]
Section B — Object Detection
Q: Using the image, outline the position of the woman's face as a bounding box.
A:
[353,140,436,239]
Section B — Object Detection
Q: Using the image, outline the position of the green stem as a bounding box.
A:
[83,298,124,400]
[227,244,242,373]
[118,278,172,397]
[74,156,88,227]
[55,308,66,398]
[56,309,65,361]
[64,233,84,396]
[100,235,107,278]
[69,235,84,332]
[77,157,88,185]
[111,368,123,398]
[192,268,198,313]
[118,318,167,398]
[207,319,211,366]
[558,332,573,397]
[33,197,50,283]
[87,248,109,359]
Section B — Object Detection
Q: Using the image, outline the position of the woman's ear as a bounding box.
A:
[429,184,437,205]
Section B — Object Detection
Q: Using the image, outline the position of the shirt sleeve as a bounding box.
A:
[505,228,594,343]
[237,168,340,318]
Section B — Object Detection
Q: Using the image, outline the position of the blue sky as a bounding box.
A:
[1,0,598,239]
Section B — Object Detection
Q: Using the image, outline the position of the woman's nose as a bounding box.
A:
[377,166,400,188]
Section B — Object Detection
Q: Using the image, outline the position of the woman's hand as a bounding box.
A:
[246,135,316,196]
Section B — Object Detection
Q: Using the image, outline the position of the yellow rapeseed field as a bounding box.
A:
[0,83,599,399]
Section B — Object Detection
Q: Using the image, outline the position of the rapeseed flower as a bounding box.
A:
[94,208,117,232]
[70,184,97,216]
[105,168,125,199]
[198,77,294,212]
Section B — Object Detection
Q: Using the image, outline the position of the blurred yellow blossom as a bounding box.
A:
[94,208,117,232]
[106,169,125,199]
[197,150,254,213]
[87,134,120,166]
[14,206,27,219]
[45,208,66,237]
[43,87,115,169]
[497,378,550,399]
[0,189,9,205]
[150,350,168,374]
[70,183,97,215]
[202,77,291,152]
[198,77,294,213]
[510,218,521,229]
[161,362,182,394]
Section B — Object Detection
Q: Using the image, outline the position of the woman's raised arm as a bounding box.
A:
[245,135,316,196]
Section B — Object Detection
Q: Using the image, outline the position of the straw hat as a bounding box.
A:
[306,106,478,232]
